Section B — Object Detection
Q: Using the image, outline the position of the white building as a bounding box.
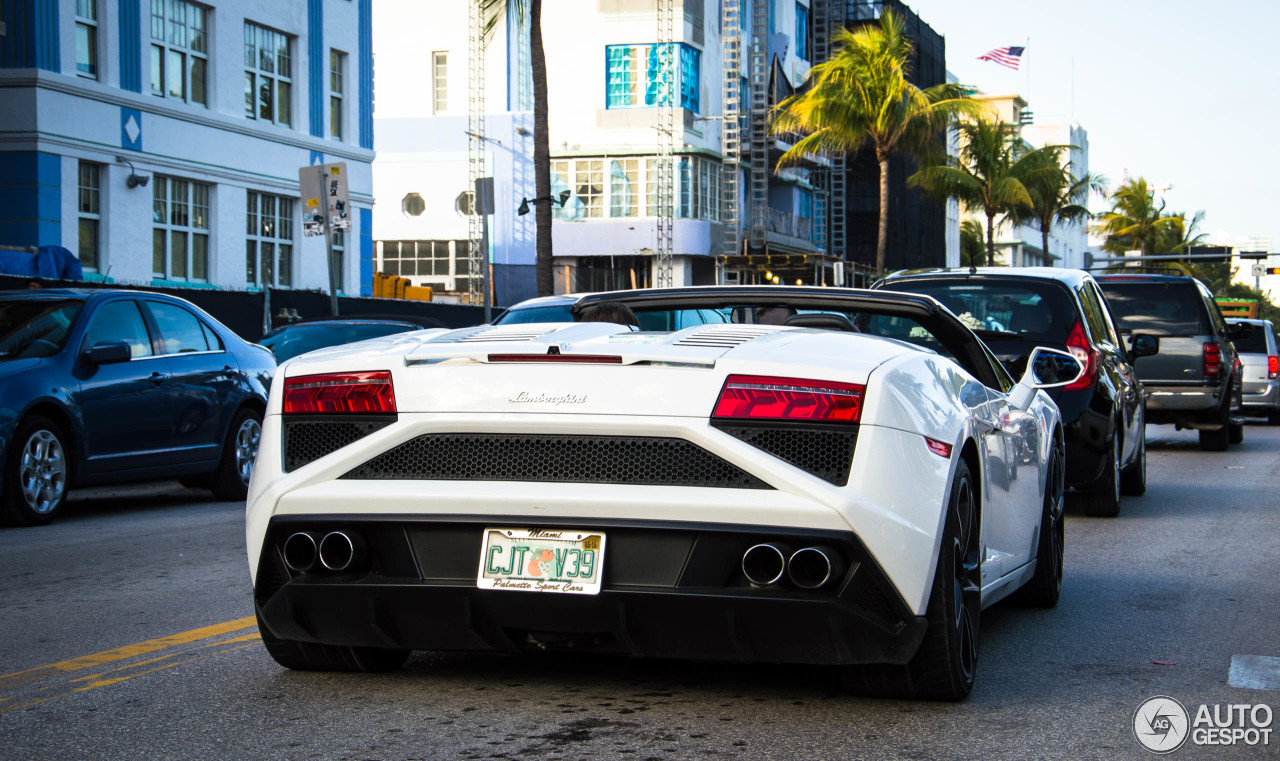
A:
[0,0,375,295]
[967,94,1092,271]
[371,0,825,304]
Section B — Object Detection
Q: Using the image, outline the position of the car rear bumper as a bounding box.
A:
[253,516,929,666]
[1241,381,1279,411]
[1144,386,1222,411]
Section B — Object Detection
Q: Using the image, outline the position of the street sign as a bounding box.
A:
[1254,263,1268,278]
[298,162,351,236]
[1238,251,1270,260]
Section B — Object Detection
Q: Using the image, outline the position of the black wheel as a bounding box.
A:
[1,416,71,526]
[1013,440,1065,607]
[1198,407,1230,452]
[211,408,262,501]
[1081,430,1121,517]
[1229,422,1244,445]
[256,612,410,672]
[1120,424,1147,496]
[840,460,980,700]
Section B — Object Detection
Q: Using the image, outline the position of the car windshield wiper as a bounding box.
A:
[971,329,1021,340]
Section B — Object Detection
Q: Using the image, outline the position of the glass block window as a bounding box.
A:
[152,176,211,282]
[246,191,295,287]
[330,49,346,140]
[150,0,209,106]
[77,162,101,271]
[605,43,700,112]
[432,52,447,114]
[244,22,293,127]
[75,0,99,79]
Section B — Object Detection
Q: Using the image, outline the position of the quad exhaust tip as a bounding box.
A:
[788,546,842,590]
[318,531,364,572]
[742,543,790,586]
[282,532,317,572]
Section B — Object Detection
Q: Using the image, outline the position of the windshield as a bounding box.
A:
[493,304,575,324]
[1098,282,1208,336]
[881,279,1074,343]
[261,322,417,361]
[0,300,83,361]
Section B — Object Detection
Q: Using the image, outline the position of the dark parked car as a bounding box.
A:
[0,289,275,525]
[875,268,1153,517]
[1226,318,1279,424]
[259,318,427,362]
[1095,273,1247,451]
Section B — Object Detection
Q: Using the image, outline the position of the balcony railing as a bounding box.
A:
[768,208,812,241]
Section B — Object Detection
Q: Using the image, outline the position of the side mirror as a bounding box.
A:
[1128,333,1159,360]
[1021,347,1085,389]
[84,340,131,365]
[1229,322,1255,341]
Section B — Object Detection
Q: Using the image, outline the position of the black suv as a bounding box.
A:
[1095,273,1247,451]
[875,268,1154,517]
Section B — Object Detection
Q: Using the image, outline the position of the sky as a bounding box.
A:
[905,0,1280,250]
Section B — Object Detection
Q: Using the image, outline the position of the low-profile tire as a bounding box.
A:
[1081,431,1122,517]
[1228,422,1244,445]
[1120,424,1147,497]
[211,408,262,501]
[256,612,410,672]
[1012,441,1065,608]
[840,460,980,701]
[1,415,71,527]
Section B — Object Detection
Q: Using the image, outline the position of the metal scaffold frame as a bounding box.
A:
[467,0,485,305]
[747,0,768,249]
[825,0,847,263]
[720,0,742,262]
[654,0,676,288]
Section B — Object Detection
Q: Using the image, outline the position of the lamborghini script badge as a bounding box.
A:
[508,391,588,406]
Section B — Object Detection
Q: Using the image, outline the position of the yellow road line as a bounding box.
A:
[67,633,263,684]
[0,617,257,690]
[1,643,258,716]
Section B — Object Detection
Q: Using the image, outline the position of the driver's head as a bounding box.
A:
[755,306,796,325]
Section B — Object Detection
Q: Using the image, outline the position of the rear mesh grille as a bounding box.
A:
[283,419,393,472]
[342,433,771,489]
[714,424,857,485]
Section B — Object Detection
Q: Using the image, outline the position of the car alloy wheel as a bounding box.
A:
[19,429,67,515]
[234,417,262,486]
[953,473,981,682]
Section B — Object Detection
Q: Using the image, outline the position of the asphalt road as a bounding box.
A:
[1,424,1278,761]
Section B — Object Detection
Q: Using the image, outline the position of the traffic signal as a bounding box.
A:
[1266,267,1280,276]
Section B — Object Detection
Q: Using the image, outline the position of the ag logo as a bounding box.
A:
[1134,696,1190,753]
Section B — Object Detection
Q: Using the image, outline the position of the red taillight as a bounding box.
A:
[1268,355,1278,379]
[712,375,864,423]
[487,354,623,364]
[283,371,396,414]
[1203,342,1221,378]
[1063,322,1098,391]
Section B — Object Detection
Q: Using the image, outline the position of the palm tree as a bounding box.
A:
[478,0,553,296]
[1092,177,1181,256]
[1007,148,1108,265]
[770,11,976,276]
[959,218,985,268]
[909,116,1060,265]
[1151,209,1209,256]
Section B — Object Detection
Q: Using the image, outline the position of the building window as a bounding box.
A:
[329,49,346,140]
[605,43,700,112]
[152,176,211,282]
[795,2,809,61]
[331,231,345,293]
[150,0,208,106]
[75,0,99,79]
[432,52,447,113]
[609,158,639,218]
[244,22,293,127]
[556,156,719,222]
[77,162,102,271]
[402,193,425,216]
[246,191,295,287]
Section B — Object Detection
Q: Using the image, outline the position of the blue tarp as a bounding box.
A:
[0,246,83,280]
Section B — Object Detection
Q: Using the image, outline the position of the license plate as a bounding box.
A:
[477,528,606,595]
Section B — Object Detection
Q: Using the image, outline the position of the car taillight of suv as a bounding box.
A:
[1203,342,1221,378]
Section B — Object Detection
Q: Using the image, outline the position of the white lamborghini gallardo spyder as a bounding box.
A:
[246,287,1081,700]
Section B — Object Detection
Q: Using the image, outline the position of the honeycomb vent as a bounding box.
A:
[714,424,856,485]
[283,419,393,472]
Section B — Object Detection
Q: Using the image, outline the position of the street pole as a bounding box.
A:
[319,165,339,317]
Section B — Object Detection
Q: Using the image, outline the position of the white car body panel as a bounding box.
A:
[247,321,1063,620]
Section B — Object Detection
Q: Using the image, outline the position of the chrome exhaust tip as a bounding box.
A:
[282,532,317,572]
[742,543,790,586]
[788,546,843,589]
[318,531,364,572]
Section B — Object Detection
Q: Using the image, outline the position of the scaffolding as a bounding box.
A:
[720,0,742,262]
[747,0,769,250]
[654,0,676,288]
[466,0,485,305]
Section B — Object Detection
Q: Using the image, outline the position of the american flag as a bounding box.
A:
[977,46,1024,70]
